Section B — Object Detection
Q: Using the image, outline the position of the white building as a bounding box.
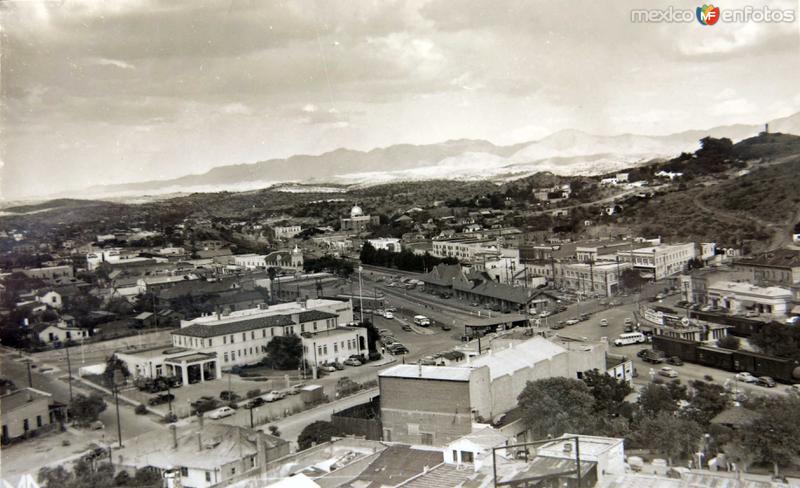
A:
[172,299,357,370]
[86,248,159,270]
[615,243,696,280]
[367,238,402,253]
[35,290,62,310]
[431,238,499,262]
[273,225,302,240]
[707,281,793,318]
[32,321,87,344]
[233,248,304,271]
[301,326,368,367]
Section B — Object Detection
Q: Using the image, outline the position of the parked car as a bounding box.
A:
[247,397,266,408]
[148,393,175,406]
[642,350,666,364]
[220,390,240,402]
[564,318,579,326]
[402,325,412,332]
[550,323,565,330]
[388,344,409,354]
[384,311,394,319]
[287,384,305,395]
[658,367,679,378]
[263,391,283,402]
[579,313,591,321]
[90,420,105,430]
[624,318,633,327]
[343,358,362,367]
[332,362,344,370]
[599,319,609,327]
[319,364,336,373]
[206,406,235,419]
[666,356,684,366]
[441,323,452,331]
[735,372,758,383]
[757,376,776,388]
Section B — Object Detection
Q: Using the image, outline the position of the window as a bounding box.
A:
[36,415,42,428]
[242,333,246,341]
[262,330,266,338]
[205,472,211,482]
[231,467,236,475]
[421,432,434,445]
[461,451,474,463]
[180,467,188,476]
[224,353,229,362]
[23,419,29,431]
[250,456,256,468]
[301,324,305,333]
[224,336,227,344]
[333,343,338,353]
[251,331,255,340]
[323,345,328,354]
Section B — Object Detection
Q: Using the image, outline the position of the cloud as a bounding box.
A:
[89,57,136,70]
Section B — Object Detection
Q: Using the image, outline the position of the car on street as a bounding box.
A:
[757,376,776,388]
[402,324,412,331]
[735,372,758,383]
[599,319,609,327]
[565,319,579,326]
[384,311,394,319]
[148,393,175,406]
[666,356,683,366]
[658,367,679,378]
[206,406,235,419]
[343,358,362,366]
[388,344,409,354]
[550,323,565,330]
[319,364,336,373]
[579,313,591,321]
[287,384,305,395]
[441,323,452,331]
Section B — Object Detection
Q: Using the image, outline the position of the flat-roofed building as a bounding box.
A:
[707,281,793,318]
[1,388,61,443]
[616,243,696,280]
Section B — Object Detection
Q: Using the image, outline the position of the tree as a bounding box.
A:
[582,369,633,416]
[70,393,107,426]
[744,394,800,477]
[717,335,740,350]
[637,412,701,465]
[103,355,130,388]
[264,335,303,370]
[298,421,340,450]
[637,381,686,419]
[684,380,730,426]
[620,269,648,291]
[518,378,596,439]
[38,465,71,488]
[268,425,281,437]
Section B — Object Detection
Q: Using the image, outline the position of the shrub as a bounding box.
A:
[134,404,147,415]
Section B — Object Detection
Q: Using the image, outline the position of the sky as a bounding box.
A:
[2,0,799,200]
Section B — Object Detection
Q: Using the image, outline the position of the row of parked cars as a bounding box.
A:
[637,349,779,388]
[378,328,409,355]
[319,355,366,373]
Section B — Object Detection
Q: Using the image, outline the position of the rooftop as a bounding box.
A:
[470,336,566,381]
[379,364,472,382]
[708,281,792,298]
[116,424,286,471]
[0,388,52,413]
[736,248,800,268]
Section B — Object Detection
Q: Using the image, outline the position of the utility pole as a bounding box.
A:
[26,360,32,388]
[66,346,73,404]
[113,373,123,448]
[249,406,254,428]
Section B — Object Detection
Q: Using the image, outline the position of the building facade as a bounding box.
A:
[615,243,696,280]
[1,388,58,443]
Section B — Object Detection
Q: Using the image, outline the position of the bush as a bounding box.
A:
[114,470,131,486]
[163,412,178,424]
[717,335,740,350]
[134,404,147,415]
[298,421,340,450]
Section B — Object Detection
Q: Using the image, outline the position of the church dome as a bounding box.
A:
[350,205,364,218]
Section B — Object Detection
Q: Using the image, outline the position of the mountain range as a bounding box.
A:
[70,111,800,199]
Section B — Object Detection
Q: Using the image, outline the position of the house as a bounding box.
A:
[32,321,88,344]
[733,249,800,286]
[1,388,63,443]
[34,290,62,310]
[115,423,289,488]
[133,312,155,327]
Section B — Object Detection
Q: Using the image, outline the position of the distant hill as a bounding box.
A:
[37,111,800,200]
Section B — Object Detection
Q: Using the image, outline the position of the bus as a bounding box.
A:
[613,332,646,347]
[413,315,431,327]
